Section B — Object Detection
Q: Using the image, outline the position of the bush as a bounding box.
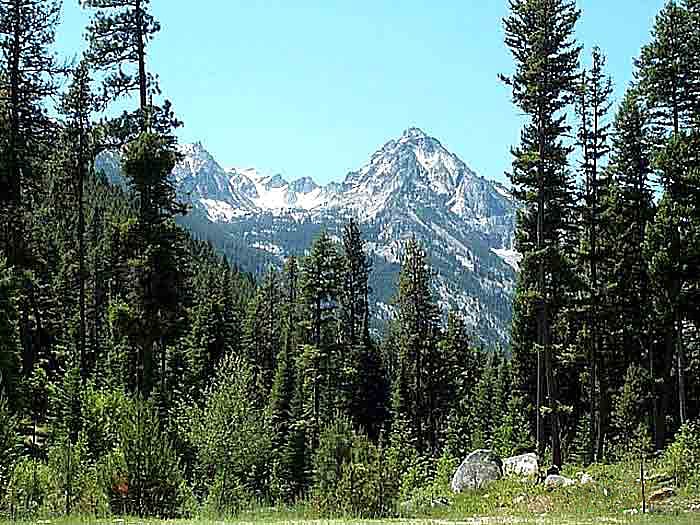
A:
[187,355,271,515]
[395,451,457,514]
[664,419,700,488]
[117,397,189,518]
[3,457,52,520]
[311,417,398,518]
[0,396,20,505]
[45,433,110,517]
[311,416,353,510]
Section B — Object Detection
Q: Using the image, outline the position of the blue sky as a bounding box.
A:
[57,0,666,186]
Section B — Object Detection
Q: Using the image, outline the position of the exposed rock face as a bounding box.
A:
[544,474,575,490]
[503,452,539,478]
[98,128,519,346]
[451,449,503,492]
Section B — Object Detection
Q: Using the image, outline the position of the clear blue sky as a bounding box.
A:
[57,0,666,186]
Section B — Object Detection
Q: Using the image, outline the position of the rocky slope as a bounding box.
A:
[101,128,519,345]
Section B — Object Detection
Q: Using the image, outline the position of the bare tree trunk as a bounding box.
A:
[135,0,148,117]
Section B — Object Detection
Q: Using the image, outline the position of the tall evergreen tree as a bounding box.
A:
[243,269,282,402]
[637,0,700,438]
[83,0,160,116]
[339,219,387,438]
[599,89,656,448]
[636,0,696,135]
[501,0,582,467]
[58,62,98,384]
[576,46,614,462]
[392,238,441,454]
[117,133,188,397]
[299,232,342,446]
[645,131,700,430]
[0,0,61,226]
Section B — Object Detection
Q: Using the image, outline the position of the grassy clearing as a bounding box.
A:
[2,458,698,525]
[2,516,700,525]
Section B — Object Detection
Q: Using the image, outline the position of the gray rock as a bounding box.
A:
[544,474,575,490]
[451,449,503,493]
[503,452,539,478]
[579,472,595,485]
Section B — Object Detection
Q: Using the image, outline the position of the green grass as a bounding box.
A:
[2,458,698,525]
[2,516,700,525]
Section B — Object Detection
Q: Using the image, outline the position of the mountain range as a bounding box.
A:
[99,127,519,345]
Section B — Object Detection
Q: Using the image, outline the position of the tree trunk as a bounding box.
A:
[78,112,87,385]
[677,312,687,424]
[135,0,148,117]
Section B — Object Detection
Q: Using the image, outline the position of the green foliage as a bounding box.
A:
[663,420,700,488]
[187,354,271,515]
[311,416,354,512]
[2,0,700,521]
[0,258,21,406]
[311,417,397,518]
[502,0,582,467]
[0,396,20,505]
[45,434,109,517]
[3,458,53,519]
[392,238,443,455]
[609,365,652,459]
[83,0,160,117]
[116,397,188,518]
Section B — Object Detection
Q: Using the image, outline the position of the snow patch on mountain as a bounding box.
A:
[96,128,519,346]
[491,247,522,271]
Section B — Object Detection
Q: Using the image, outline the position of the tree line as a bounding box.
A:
[0,0,530,518]
[502,0,700,467]
[0,0,698,520]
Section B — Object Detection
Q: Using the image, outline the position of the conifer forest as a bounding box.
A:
[0,0,699,521]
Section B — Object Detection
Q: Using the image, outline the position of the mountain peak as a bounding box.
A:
[400,127,430,140]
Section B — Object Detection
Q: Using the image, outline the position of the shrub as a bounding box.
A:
[664,420,700,488]
[311,417,398,518]
[117,397,189,518]
[44,433,110,517]
[311,416,354,511]
[0,396,20,505]
[187,355,271,515]
[3,457,52,520]
[395,451,457,514]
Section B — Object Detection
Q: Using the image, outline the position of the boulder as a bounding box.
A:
[503,452,539,478]
[544,474,575,490]
[578,472,595,485]
[451,449,503,492]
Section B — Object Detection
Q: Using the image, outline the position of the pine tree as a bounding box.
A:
[635,1,700,442]
[0,0,61,260]
[299,232,342,439]
[599,89,657,448]
[119,133,188,397]
[501,0,582,467]
[444,314,482,459]
[645,131,700,431]
[340,219,371,347]
[575,46,614,462]
[243,269,282,402]
[82,0,160,117]
[636,0,696,135]
[339,219,387,438]
[58,62,99,384]
[392,238,441,454]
